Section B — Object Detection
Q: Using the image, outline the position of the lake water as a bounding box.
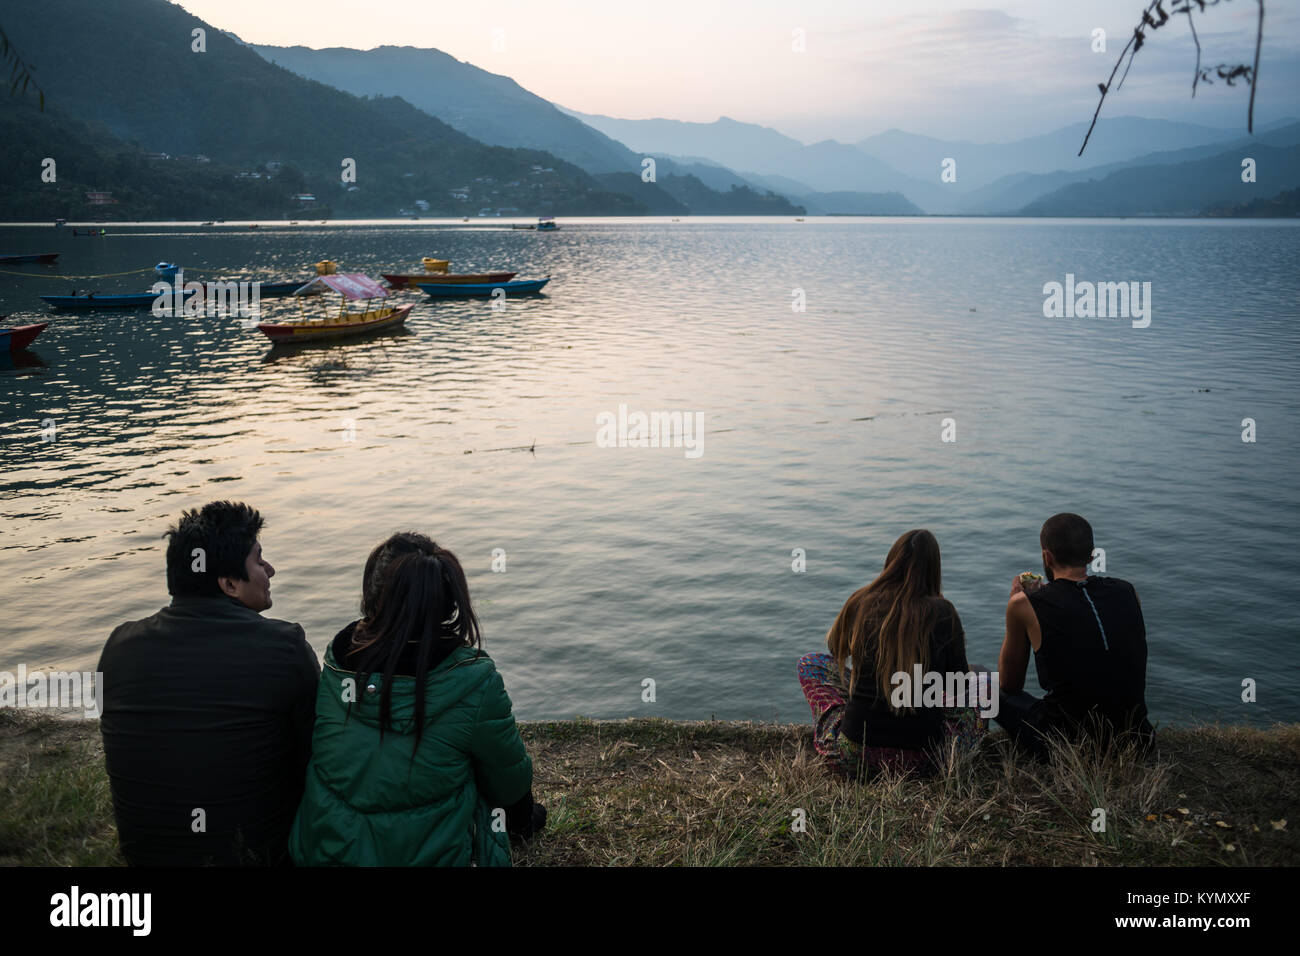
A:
[2,217,1298,727]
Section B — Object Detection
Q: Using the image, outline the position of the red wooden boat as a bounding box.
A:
[1,322,49,351]
[383,271,515,287]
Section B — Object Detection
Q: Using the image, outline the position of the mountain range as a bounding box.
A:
[0,0,1295,220]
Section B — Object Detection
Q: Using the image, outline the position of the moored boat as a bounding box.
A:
[417,277,550,297]
[1,321,49,351]
[40,289,199,310]
[256,273,413,343]
[258,278,317,297]
[383,271,516,287]
[0,252,59,264]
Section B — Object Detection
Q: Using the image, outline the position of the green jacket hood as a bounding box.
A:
[320,641,494,734]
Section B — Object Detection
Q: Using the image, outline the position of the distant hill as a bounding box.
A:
[253,44,640,175]
[1204,186,1300,217]
[558,112,808,173]
[958,122,1300,214]
[566,108,1291,213]
[795,191,923,216]
[250,43,802,213]
[1019,143,1300,217]
[855,117,1270,191]
[0,96,331,221]
[0,0,644,218]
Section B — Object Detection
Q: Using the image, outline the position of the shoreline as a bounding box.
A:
[1,712,1296,866]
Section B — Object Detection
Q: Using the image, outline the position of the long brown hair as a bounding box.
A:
[826,529,946,710]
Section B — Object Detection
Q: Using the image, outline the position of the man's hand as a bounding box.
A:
[1012,573,1044,597]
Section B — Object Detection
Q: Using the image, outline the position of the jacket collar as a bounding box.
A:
[168,593,261,615]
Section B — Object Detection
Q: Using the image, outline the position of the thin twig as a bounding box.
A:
[1080,0,1262,156]
[1248,0,1263,132]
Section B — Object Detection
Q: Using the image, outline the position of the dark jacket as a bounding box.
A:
[97,594,319,866]
[289,635,532,867]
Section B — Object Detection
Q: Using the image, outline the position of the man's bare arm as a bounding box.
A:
[998,592,1033,693]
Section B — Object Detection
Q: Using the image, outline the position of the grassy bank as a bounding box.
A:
[1,711,1296,866]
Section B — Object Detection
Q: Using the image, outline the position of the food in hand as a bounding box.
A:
[1018,571,1044,590]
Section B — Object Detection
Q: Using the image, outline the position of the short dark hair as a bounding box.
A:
[1040,513,1094,569]
[164,501,265,597]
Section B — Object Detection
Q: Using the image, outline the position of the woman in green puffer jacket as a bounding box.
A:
[289,532,543,866]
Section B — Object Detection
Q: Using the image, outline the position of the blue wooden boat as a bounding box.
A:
[40,289,199,310]
[258,279,315,297]
[40,277,309,310]
[417,277,550,297]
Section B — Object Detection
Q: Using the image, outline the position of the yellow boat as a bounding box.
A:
[257,273,413,343]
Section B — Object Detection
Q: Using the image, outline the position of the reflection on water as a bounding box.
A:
[2,218,1299,726]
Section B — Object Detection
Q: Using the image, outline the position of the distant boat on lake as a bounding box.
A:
[384,271,516,287]
[417,277,550,297]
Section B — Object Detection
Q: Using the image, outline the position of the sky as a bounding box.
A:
[179,0,1300,143]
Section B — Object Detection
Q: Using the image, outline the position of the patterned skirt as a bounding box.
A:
[796,652,988,779]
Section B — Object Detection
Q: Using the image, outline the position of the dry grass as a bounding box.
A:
[2,711,1296,866]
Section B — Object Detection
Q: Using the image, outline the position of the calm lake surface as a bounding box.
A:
[2,217,1298,726]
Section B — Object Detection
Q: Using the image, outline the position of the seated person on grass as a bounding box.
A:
[996,512,1154,760]
[98,501,319,866]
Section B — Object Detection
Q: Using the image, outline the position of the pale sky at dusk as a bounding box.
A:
[180,0,1300,142]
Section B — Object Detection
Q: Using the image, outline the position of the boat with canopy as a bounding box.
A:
[256,273,413,343]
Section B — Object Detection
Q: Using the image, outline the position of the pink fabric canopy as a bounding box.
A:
[294,273,389,300]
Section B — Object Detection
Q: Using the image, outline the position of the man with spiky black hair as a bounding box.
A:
[98,501,319,866]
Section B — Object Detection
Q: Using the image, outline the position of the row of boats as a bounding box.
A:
[3,257,551,348]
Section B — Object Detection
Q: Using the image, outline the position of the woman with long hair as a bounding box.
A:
[797,529,988,778]
[290,532,543,865]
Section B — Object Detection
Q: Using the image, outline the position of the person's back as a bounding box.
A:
[290,626,532,866]
[1028,575,1152,742]
[997,513,1155,758]
[289,532,540,866]
[98,501,319,866]
[100,597,319,864]
[842,597,969,751]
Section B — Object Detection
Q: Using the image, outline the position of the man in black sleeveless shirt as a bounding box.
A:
[995,513,1154,759]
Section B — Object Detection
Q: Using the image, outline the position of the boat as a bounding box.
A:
[256,273,413,343]
[510,223,535,230]
[41,289,199,310]
[383,271,516,287]
[417,277,550,297]
[536,216,558,231]
[71,228,106,237]
[258,278,317,297]
[0,252,59,264]
[1,321,50,351]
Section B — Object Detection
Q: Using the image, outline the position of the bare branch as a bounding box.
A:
[1080,0,1262,156]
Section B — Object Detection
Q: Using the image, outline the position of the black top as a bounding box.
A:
[842,600,969,750]
[97,595,320,866]
[1028,576,1153,740]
